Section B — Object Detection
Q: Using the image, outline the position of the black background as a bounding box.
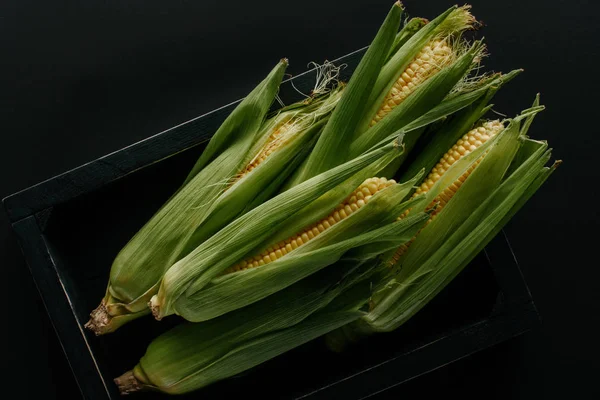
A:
[1,0,598,399]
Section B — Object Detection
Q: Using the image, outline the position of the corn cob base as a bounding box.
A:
[114,370,152,395]
[85,294,151,336]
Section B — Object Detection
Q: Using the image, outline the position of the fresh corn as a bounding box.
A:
[115,255,395,395]
[390,120,504,263]
[149,136,431,323]
[84,60,288,335]
[371,39,455,126]
[85,61,344,335]
[287,5,483,189]
[223,177,396,274]
[334,98,558,339]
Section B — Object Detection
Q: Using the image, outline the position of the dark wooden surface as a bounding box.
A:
[1,0,598,399]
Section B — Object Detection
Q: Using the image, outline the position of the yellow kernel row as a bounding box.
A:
[371,40,454,127]
[223,177,396,274]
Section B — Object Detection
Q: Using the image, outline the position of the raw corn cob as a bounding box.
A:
[222,177,397,274]
[371,38,456,126]
[115,239,418,395]
[149,135,430,322]
[85,61,346,335]
[328,97,559,344]
[347,5,484,160]
[390,119,505,262]
[289,5,485,188]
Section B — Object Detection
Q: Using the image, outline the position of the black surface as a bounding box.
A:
[0,0,597,399]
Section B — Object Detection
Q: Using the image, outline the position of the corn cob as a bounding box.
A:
[348,99,557,337]
[390,120,504,264]
[115,257,387,395]
[229,121,293,186]
[286,5,482,189]
[223,177,396,274]
[86,62,343,335]
[341,7,483,175]
[84,60,289,335]
[149,137,424,322]
[371,39,455,126]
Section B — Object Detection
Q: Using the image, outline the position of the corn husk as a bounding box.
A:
[288,2,405,185]
[386,17,428,62]
[288,6,483,189]
[115,230,412,395]
[335,97,558,339]
[150,135,429,321]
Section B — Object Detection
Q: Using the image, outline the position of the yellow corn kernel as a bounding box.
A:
[371,40,454,127]
[223,177,396,274]
[389,120,504,266]
[227,121,291,188]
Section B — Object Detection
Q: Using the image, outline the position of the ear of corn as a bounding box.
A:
[115,240,398,395]
[349,40,485,160]
[287,2,403,186]
[149,136,406,320]
[355,5,477,137]
[178,85,344,257]
[170,187,428,322]
[366,143,556,332]
[394,111,527,281]
[85,60,288,334]
[358,99,556,333]
[397,69,522,186]
[365,70,519,181]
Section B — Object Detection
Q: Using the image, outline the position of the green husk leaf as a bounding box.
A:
[162,310,362,394]
[183,60,289,185]
[287,2,403,185]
